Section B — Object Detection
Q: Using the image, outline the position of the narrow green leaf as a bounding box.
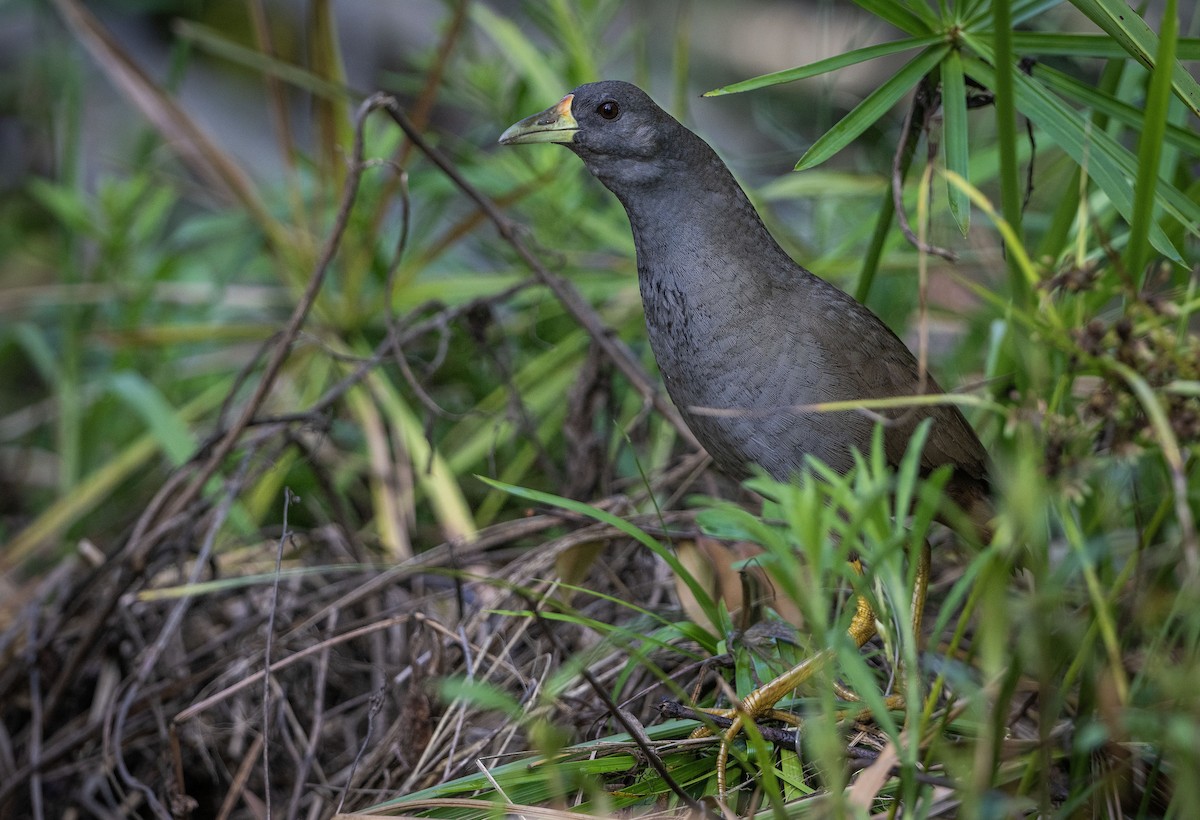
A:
[1070,0,1200,116]
[1022,89,1199,247]
[944,170,1041,292]
[11,323,62,386]
[853,185,896,304]
[893,420,933,523]
[1012,0,1070,25]
[1124,0,1179,279]
[442,329,589,475]
[1034,64,1200,155]
[848,0,933,34]
[992,0,1026,304]
[547,0,597,82]
[705,36,940,96]
[309,0,353,185]
[1012,31,1200,58]
[941,50,971,234]
[106,372,197,466]
[54,0,288,245]
[968,0,1080,29]
[471,3,569,104]
[1033,59,1121,265]
[796,45,950,172]
[440,678,524,717]
[961,0,991,19]
[1110,364,1189,492]
[1015,80,1187,262]
[127,184,176,245]
[174,20,355,100]
[961,43,1195,261]
[27,179,95,236]
[368,373,477,543]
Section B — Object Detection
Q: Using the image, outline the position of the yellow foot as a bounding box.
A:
[688,543,930,799]
[691,634,857,796]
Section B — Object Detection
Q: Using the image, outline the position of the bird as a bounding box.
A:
[500,79,990,792]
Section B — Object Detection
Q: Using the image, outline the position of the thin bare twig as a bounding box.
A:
[337,687,386,813]
[24,606,44,820]
[286,609,334,820]
[892,77,958,263]
[216,732,265,820]
[262,487,297,819]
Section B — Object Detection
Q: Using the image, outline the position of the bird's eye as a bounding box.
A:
[596,100,620,120]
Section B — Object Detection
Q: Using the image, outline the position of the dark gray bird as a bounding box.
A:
[501,82,993,797]
[500,80,989,520]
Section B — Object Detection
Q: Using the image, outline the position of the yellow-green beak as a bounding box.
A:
[499,94,578,145]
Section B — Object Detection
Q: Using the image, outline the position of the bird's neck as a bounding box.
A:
[614,157,788,284]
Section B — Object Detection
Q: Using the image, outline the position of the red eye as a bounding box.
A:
[596,100,619,120]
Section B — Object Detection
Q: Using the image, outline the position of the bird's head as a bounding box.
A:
[500,80,699,190]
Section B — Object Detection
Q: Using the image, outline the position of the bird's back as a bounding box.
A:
[638,240,988,492]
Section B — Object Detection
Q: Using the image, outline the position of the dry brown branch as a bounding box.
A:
[892,76,958,263]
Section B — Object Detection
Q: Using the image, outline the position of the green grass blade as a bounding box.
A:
[1013,74,1197,256]
[992,0,1027,305]
[368,372,477,544]
[173,20,356,100]
[1033,63,1200,155]
[967,0,1068,27]
[853,185,897,303]
[547,0,597,82]
[944,170,1041,293]
[941,50,971,234]
[1012,31,1200,58]
[471,3,569,103]
[961,47,1192,262]
[705,36,941,96]
[1108,363,1193,552]
[796,45,950,171]
[11,322,62,386]
[51,0,283,241]
[2,380,230,570]
[442,329,589,475]
[1123,0,1179,280]
[478,476,722,629]
[25,178,96,236]
[106,372,198,466]
[1070,0,1200,116]
[848,0,934,34]
[309,0,353,186]
[1011,0,1070,24]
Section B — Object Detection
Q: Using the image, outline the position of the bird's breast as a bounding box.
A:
[638,262,793,407]
[635,258,875,478]
[640,274,692,345]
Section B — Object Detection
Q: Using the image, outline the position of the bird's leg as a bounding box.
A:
[906,538,932,673]
[693,570,878,797]
[696,543,932,798]
[832,539,931,711]
[692,562,875,732]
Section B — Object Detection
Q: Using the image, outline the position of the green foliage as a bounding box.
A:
[709,0,1200,285]
[1,0,660,563]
